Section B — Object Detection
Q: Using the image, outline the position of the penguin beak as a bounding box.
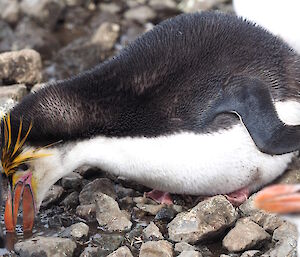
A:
[254,184,300,214]
[4,172,35,233]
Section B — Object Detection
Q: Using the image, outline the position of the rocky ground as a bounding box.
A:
[0,0,299,256]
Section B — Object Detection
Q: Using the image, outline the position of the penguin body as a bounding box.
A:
[3,12,300,208]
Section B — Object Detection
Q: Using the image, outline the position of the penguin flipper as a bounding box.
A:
[218,75,300,155]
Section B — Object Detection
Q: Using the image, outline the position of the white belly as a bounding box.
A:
[62,101,300,195]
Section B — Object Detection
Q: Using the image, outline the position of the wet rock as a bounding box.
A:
[60,191,79,208]
[79,178,117,205]
[107,246,133,257]
[174,242,196,252]
[136,203,164,215]
[223,218,270,252]
[96,193,132,232]
[91,22,120,51]
[91,233,124,254]
[14,236,76,257]
[20,0,65,29]
[168,195,238,243]
[240,250,261,257]
[139,240,173,257]
[76,204,96,222]
[178,251,203,257]
[61,172,83,190]
[143,222,163,240]
[41,185,64,208]
[179,0,228,12]
[0,49,42,84]
[262,222,297,257]
[0,84,27,101]
[0,0,20,25]
[124,5,156,23]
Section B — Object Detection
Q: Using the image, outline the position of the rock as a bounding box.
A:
[115,184,135,198]
[20,0,65,29]
[0,84,27,101]
[31,82,47,92]
[239,194,283,233]
[59,222,89,240]
[240,250,261,257]
[0,49,42,84]
[178,0,228,12]
[107,246,133,257]
[223,218,270,252]
[79,178,117,205]
[136,203,164,215]
[143,222,163,240]
[174,242,196,252]
[76,204,96,222]
[79,247,105,257]
[60,191,79,208]
[91,233,124,254]
[91,22,120,51]
[124,6,156,24]
[0,20,16,52]
[0,0,20,25]
[61,172,83,190]
[177,251,203,257]
[41,185,64,208]
[148,0,177,12]
[14,236,76,257]
[65,0,86,7]
[155,206,178,221]
[139,240,173,257]
[262,222,297,257]
[96,193,132,232]
[99,3,123,14]
[168,195,238,243]
[275,168,300,184]
[14,18,60,58]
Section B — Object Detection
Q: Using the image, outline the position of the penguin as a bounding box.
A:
[1,11,300,232]
[233,0,300,54]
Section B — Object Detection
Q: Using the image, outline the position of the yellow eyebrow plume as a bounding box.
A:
[1,114,51,177]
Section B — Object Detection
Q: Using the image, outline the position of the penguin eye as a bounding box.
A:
[17,163,29,171]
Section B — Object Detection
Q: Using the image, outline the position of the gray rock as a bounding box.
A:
[0,20,16,52]
[0,84,27,102]
[139,240,173,257]
[79,247,104,257]
[0,49,42,84]
[41,185,64,208]
[177,251,203,257]
[124,6,156,23]
[223,218,270,252]
[60,191,79,208]
[0,0,20,25]
[179,0,228,12]
[99,3,122,14]
[115,184,135,198]
[20,0,65,29]
[239,194,283,233]
[61,172,83,190]
[143,222,163,240]
[168,195,238,243]
[275,168,300,184]
[148,0,177,11]
[59,222,89,240]
[65,0,86,7]
[240,250,261,257]
[262,222,297,257]
[107,246,133,257]
[31,82,47,92]
[76,204,96,222]
[96,193,132,232]
[91,233,124,254]
[79,178,117,205]
[14,236,76,257]
[174,242,196,252]
[136,203,164,215]
[91,22,120,51]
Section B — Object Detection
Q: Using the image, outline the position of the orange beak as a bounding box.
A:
[4,173,35,233]
[254,184,300,214]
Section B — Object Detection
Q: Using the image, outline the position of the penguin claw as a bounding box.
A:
[146,190,173,205]
[225,187,250,206]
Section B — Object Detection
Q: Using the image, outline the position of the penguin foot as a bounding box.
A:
[225,187,249,206]
[146,190,173,205]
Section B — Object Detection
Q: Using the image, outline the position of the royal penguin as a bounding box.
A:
[1,11,300,232]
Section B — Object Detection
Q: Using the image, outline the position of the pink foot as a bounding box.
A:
[146,190,173,205]
[225,187,250,207]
